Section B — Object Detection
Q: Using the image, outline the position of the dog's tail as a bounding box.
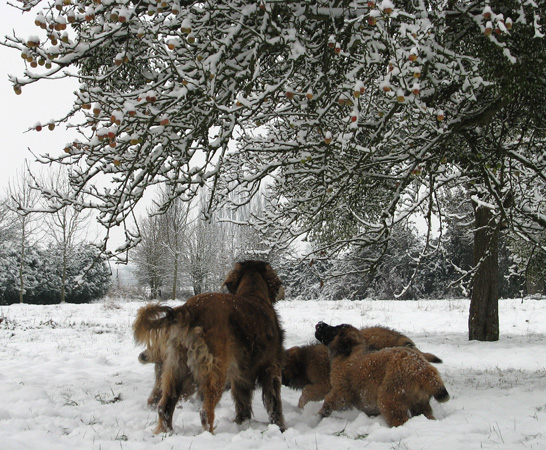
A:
[133,303,178,363]
[422,352,443,364]
[433,386,450,403]
[424,363,450,403]
[133,302,216,388]
[133,303,175,343]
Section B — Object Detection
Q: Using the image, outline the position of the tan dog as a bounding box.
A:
[282,326,442,408]
[315,322,449,427]
[134,260,286,433]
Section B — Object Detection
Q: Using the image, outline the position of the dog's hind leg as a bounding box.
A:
[259,367,285,432]
[154,353,187,433]
[156,391,179,433]
[200,373,226,433]
[155,365,184,433]
[231,379,254,425]
[318,387,351,418]
[147,361,163,407]
[299,381,331,408]
[410,401,435,420]
[377,396,410,427]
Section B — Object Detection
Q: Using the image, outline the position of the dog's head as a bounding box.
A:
[281,346,304,387]
[138,349,154,364]
[223,260,284,304]
[315,322,364,358]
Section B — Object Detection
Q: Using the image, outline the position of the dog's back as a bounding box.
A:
[347,346,448,403]
[283,344,328,389]
[361,326,442,363]
[184,292,285,381]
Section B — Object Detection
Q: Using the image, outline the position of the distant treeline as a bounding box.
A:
[0,242,111,305]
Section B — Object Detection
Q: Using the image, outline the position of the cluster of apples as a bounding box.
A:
[286,86,316,102]
[377,44,424,105]
[24,4,76,75]
[62,140,92,155]
[367,0,394,26]
[109,7,132,23]
[481,6,513,37]
[114,52,129,66]
[20,25,60,71]
[20,49,53,70]
[54,0,73,10]
[33,120,57,132]
[328,0,394,53]
[144,0,183,16]
[327,36,343,55]
[96,126,118,147]
[83,89,171,159]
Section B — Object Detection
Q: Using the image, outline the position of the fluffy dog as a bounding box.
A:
[315,322,450,427]
[133,260,286,433]
[282,326,442,408]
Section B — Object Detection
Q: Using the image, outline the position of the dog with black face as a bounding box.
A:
[315,321,449,427]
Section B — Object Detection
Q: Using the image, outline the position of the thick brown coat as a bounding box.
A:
[315,322,449,427]
[133,260,285,433]
[282,326,442,408]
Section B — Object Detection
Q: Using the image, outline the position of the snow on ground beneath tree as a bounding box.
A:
[1,298,546,449]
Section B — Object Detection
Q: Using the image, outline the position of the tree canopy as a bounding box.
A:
[3,0,545,264]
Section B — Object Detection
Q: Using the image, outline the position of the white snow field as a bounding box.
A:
[1,298,546,449]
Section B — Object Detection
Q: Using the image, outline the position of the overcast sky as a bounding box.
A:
[0,4,145,251]
[1,3,78,193]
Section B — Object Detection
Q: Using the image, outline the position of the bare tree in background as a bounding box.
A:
[134,213,167,299]
[0,196,18,244]
[132,189,278,297]
[183,213,220,295]
[6,168,43,303]
[40,167,93,303]
[158,193,192,300]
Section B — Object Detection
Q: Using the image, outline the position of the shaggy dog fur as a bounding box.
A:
[133,260,286,433]
[282,326,442,408]
[314,322,450,427]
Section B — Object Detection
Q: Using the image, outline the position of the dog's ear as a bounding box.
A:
[330,328,362,358]
[264,263,283,303]
[223,263,242,294]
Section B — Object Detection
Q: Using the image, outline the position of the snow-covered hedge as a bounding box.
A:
[0,242,111,305]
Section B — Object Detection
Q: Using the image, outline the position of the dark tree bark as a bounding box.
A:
[469,205,500,341]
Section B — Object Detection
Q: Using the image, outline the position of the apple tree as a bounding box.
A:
[3,0,546,338]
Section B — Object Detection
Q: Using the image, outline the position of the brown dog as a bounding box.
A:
[315,322,449,427]
[133,260,286,433]
[282,326,442,408]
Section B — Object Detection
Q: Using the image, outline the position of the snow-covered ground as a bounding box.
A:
[1,297,546,449]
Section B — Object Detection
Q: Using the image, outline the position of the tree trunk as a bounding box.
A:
[468,205,499,341]
[193,275,203,296]
[150,275,160,299]
[61,245,67,303]
[171,248,178,300]
[19,238,25,304]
